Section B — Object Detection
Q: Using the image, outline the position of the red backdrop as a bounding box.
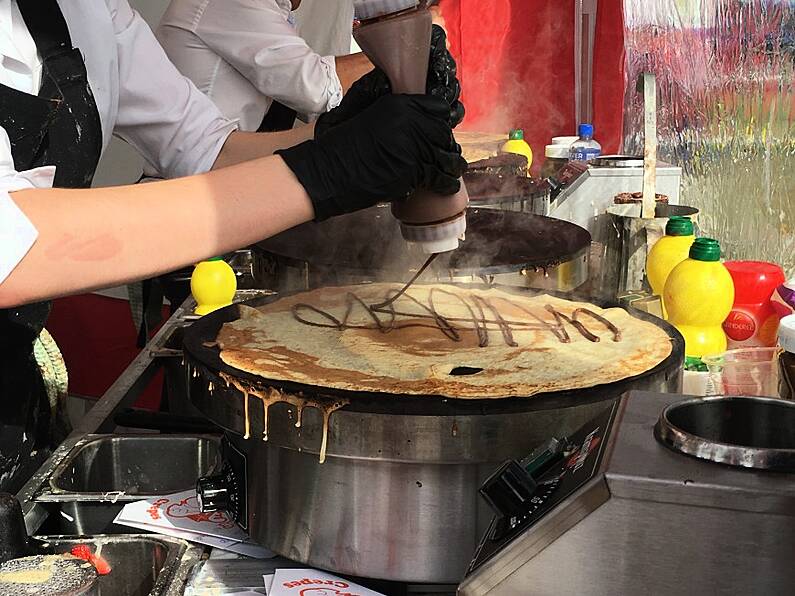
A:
[48,295,165,410]
[440,0,625,172]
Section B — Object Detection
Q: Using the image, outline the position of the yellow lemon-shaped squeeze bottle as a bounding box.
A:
[191,257,237,316]
[646,216,695,318]
[664,238,735,359]
[501,129,533,175]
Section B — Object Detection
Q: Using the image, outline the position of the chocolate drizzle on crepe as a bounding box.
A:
[291,288,622,346]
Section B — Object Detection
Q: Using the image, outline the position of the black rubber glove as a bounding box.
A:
[427,24,465,126]
[277,94,467,222]
[315,25,464,138]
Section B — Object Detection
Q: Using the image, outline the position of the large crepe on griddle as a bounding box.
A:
[216,284,673,399]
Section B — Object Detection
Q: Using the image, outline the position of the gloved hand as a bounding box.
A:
[427,24,465,126]
[315,25,464,138]
[277,94,467,222]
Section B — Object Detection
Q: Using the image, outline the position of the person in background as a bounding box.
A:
[0,0,464,493]
[156,0,373,132]
[291,0,354,58]
[133,0,460,337]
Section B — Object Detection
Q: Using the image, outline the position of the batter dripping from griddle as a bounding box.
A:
[292,288,622,346]
[219,371,348,464]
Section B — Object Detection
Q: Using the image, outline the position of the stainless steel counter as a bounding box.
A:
[14,291,274,596]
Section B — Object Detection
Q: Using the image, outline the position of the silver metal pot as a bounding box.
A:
[655,396,795,471]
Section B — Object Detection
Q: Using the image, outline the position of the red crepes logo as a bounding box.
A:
[281,578,362,596]
[566,433,601,471]
[163,495,236,529]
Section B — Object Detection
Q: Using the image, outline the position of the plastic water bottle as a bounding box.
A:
[664,238,735,359]
[568,123,601,162]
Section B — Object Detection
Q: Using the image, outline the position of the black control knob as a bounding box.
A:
[197,468,236,514]
[0,493,32,565]
[479,460,537,519]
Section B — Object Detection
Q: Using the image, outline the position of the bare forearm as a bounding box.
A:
[212,125,315,170]
[336,52,374,93]
[1,156,313,307]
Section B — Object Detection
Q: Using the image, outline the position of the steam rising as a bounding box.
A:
[456,5,573,149]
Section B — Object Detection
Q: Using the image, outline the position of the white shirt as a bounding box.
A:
[156,0,343,131]
[0,0,238,285]
[293,0,354,57]
[0,0,41,93]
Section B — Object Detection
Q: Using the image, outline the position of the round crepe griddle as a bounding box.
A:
[183,283,684,417]
[254,207,590,278]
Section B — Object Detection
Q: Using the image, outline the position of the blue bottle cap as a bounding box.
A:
[578,123,594,137]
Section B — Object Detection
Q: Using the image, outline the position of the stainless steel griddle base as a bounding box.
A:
[460,391,795,596]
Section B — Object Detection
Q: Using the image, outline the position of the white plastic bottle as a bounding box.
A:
[568,123,602,162]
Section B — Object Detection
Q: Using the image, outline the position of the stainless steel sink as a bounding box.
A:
[35,435,220,534]
[35,534,200,596]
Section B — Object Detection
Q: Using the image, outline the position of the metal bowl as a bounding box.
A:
[654,396,795,472]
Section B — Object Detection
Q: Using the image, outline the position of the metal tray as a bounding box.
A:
[35,435,220,535]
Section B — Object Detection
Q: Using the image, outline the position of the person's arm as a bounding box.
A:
[335,53,374,94]
[110,0,318,175]
[190,0,345,118]
[212,125,314,170]
[0,156,312,308]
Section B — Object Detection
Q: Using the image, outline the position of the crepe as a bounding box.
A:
[216,284,673,399]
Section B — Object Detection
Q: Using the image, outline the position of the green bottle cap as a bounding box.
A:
[206,257,224,262]
[689,237,721,262]
[508,129,524,141]
[665,216,694,236]
[684,356,707,372]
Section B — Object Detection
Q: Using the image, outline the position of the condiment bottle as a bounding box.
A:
[645,216,695,318]
[777,314,795,400]
[500,129,533,175]
[191,257,237,316]
[664,238,734,359]
[722,261,785,348]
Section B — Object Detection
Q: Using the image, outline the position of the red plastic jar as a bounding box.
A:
[723,261,786,348]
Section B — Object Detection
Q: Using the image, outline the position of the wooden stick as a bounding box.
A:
[641,72,657,219]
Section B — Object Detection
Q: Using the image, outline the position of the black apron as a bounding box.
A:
[0,0,102,493]
[257,100,296,132]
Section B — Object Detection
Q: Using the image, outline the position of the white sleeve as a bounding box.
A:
[107,0,238,179]
[0,127,54,285]
[196,0,343,117]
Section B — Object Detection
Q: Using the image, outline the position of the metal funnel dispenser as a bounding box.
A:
[354,0,468,253]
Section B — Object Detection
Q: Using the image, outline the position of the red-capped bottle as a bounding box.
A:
[723,261,785,348]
